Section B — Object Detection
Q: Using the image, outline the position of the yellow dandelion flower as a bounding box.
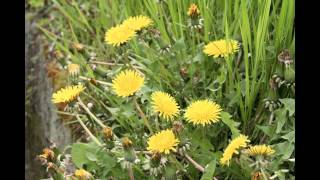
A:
[52,84,85,104]
[75,169,91,179]
[188,3,200,17]
[151,91,180,120]
[122,15,153,31]
[245,145,275,157]
[203,39,240,58]
[184,99,222,126]
[220,134,250,166]
[67,63,80,76]
[147,129,180,154]
[112,69,144,97]
[105,24,136,46]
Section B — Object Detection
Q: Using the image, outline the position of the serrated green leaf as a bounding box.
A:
[221,112,241,138]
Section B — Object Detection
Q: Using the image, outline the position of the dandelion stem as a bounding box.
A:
[76,115,103,147]
[133,96,154,134]
[154,116,160,131]
[77,97,106,128]
[55,110,86,117]
[127,166,135,180]
[184,153,205,172]
[260,112,274,143]
[79,76,112,86]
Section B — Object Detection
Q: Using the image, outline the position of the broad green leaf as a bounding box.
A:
[200,159,216,180]
[174,37,186,50]
[273,142,294,160]
[281,131,295,143]
[275,108,287,133]
[279,98,295,116]
[193,52,203,63]
[256,125,276,137]
[71,143,99,169]
[28,0,45,8]
[86,152,98,161]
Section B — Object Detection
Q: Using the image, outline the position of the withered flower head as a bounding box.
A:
[103,127,113,140]
[122,137,133,149]
[72,42,85,51]
[172,121,184,134]
[39,148,55,160]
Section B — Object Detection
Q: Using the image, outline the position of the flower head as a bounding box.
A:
[112,69,144,97]
[203,39,240,58]
[67,63,80,76]
[105,24,136,46]
[151,91,179,120]
[52,84,85,104]
[188,3,200,17]
[103,127,113,140]
[122,137,133,149]
[147,129,179,154]
[245,145,275,157]
[184,99,222,126]
[122,15,153,31]
[39,148,55,160]
[220,134,250,166]
[75,169,91,179]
